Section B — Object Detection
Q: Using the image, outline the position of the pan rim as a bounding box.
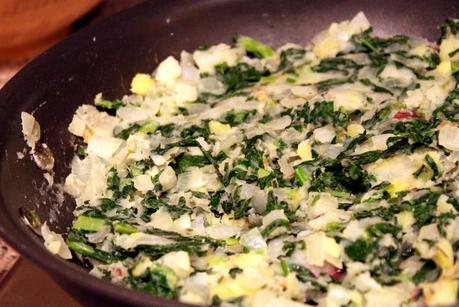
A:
[1,0,458,306]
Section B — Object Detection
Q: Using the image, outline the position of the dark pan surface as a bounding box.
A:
[0,0,458,305]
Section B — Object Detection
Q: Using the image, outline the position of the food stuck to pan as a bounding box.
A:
[21,12,459,307]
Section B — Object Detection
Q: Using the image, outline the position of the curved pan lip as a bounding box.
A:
[1,0,459,306]
[0,1,196,306]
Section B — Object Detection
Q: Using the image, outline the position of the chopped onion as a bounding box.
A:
[114,232,174,249]
[159,166,177,191]
[313,125,336,143]
[290,85,317,99]
[262,209,287,228]
[267,236,286,259]
[263,116,292,131]
[278,154,295,179]
[314,144,344,159]
[117,106,148,123]
[86,226,111,243]
[21,112,41,148]
[206,224,241,240]
[438,121,459,151]
[41,223,72,259]
[279,97,305,108]
[240,228,267,249]
[252,190,267,213]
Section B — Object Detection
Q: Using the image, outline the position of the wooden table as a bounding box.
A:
[0,258,81,307]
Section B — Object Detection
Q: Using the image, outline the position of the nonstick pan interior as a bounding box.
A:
[0,0,458,305]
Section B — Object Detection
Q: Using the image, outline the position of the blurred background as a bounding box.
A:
[0,0,143,87]
[0,1,142,305]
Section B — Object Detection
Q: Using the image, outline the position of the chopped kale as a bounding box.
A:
[366,223,401,237]
[289,264,327,291]
[261,219,289,237]
[345,239,376,262]
[174,154,210,173]
[236,35,274,58]
[159,123,175,137]
[278,48,306,72]
[142,191,192,220]
[129,265,178,299]
[352,28,409,52]
[313,57,363,74]
[95,99,124,110]
[222,109,255,126]
[229,267,244,278]
[215,63,264,94]
[67,230,117,264]
[412,260,441,284]
[115,124,140,140]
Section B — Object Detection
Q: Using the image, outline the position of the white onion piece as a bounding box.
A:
[151,155,167,166]
[240,228,267,249]
[239,184,258,200]
[206,224,241,240]
[41,223,72,259]
[117,106,148,123]
[133,174,154,192]
[279,97,305,108]
[342,217,382,241]
[87,136,123,160]
[313,125,336,143]
[290,249,309,267]
[199,97,255,119]
[196,137,211,151]
[267,237,286,260]
[252,190,267,214]
[217,134,242,151]
[314,144,344,159]
[354,272,382,292]
[180,272,210,305]
[278,155,295,179]
[290,85,317,99]
[244,125,265,139]
[180,52,200,84]
[141,96,161,117]
[175,167,219,192]
[21,112,41,148]
[354,134,393,154]
[263,116,292,131]
[418,223,440,241]
[159,166,177,191]
[198,77,226,95]
[158,251,192,278]
[192,43,241,74]
[114,232,174,250]
[307,193,339,219]
[439,121,459,151]
[262,209,287,228]
[190,214,207,236]
[148,207,174,230]
[86,226,111,243]
[186,103,209,115]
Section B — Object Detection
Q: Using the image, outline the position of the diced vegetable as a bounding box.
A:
[114,223,138,234]
[237,35,274,58]
[95,99,124,110]
[72,215,107,232]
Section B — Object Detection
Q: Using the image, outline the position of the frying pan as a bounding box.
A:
[0,0,458,306]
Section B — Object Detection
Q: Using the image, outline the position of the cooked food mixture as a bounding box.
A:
[42,12,459,306]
